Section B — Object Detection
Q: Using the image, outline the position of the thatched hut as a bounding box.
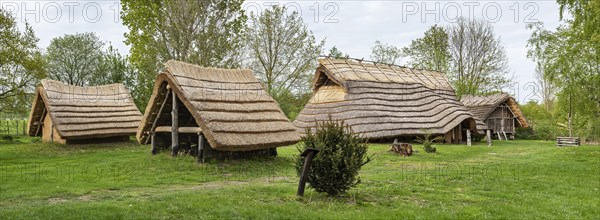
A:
[293,58,477,143]
[460,93,529,138]
[27,79,142,144]
[137,60,300,161]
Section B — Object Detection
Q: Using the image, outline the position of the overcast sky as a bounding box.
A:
[1,0,566,103]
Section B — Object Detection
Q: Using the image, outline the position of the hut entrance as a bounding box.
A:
[149,89,276,162]
[150,89,202,156]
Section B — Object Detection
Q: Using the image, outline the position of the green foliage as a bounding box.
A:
[296,118,372,196]
[370,40,402,64]
[1,134,13,141]
[327,46,349,58]
[44,33,140,107]
[526,2,599,142]
[0,8,46,115]
[121,0,247,110]
[245,5,324,101]
[403,25,450,73]
[415,131,444,153]
[45,33,104,86]
[447,17,511,97]
[275,89,312,121]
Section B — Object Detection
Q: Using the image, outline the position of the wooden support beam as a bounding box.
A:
[154,126,201,134]
[151,132,157,155]
[197,134,204,163]
[486,130,492,147]
[35,108,46,136]
[171,91,179,157]
[146,89,171,144]
[50,125,54,143]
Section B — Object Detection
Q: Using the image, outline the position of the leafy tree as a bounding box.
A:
[327,46,349,58]
[403,25,451,73]
[370,40,402,64]
[295,118,372,196]
[91,45,133,86]
[0,9,46,114]
[526,22,557,111]
[245,5,324,103]
[277,89,312,121]
[45,33,104,86]
[447,17,511,97]
[121,0,247,110]
[525,0,599,141]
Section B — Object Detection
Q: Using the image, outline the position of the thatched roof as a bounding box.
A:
[293,58,477,139]
[137,60,300,151]
[460,93,529,128]
[27,79,142,139]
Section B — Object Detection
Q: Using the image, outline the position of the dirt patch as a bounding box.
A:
[48,197,67,204]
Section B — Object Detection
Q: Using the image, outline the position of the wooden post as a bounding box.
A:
[486,130,492,147]
[297,148,320,196]
[35,108,46,136]
[497,132,502,140]
[503,132,508,141]
[197,134,204,163]
[50,125,54,143]
[466,130,471,146]
[151,132,157,155]
[171,91,178,157]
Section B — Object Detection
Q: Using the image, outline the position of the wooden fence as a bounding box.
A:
[0,119,28,136]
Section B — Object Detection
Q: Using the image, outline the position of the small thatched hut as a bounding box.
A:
[27,79,142,144]
[137,60,300,161]
[460,93,529,138]
[293,58,477,143]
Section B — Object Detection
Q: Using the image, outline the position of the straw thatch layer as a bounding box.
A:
[137,60,300,151]
[294,58,477,139]
[460,93,529,130]
[27,79,142,140]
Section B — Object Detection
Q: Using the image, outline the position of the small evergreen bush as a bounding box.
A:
[416,132,443,153]
[295,118,372,196]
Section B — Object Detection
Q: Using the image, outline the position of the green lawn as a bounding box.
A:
[0,137,598,219]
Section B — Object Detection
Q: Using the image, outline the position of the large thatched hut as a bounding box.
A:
[293,58,477,143]
[27,79,142,144]
[460,93,529,138]
[137,60,300,161]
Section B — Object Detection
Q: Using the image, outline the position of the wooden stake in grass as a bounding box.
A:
[297,148,319,197]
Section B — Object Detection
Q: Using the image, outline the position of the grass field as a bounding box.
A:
[0,137,598,219]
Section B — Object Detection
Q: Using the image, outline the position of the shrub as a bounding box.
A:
[295,118,372,196]
[1,135,13,141]
[416,132,443,153]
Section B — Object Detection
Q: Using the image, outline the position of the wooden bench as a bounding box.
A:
[557,137,580,147]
